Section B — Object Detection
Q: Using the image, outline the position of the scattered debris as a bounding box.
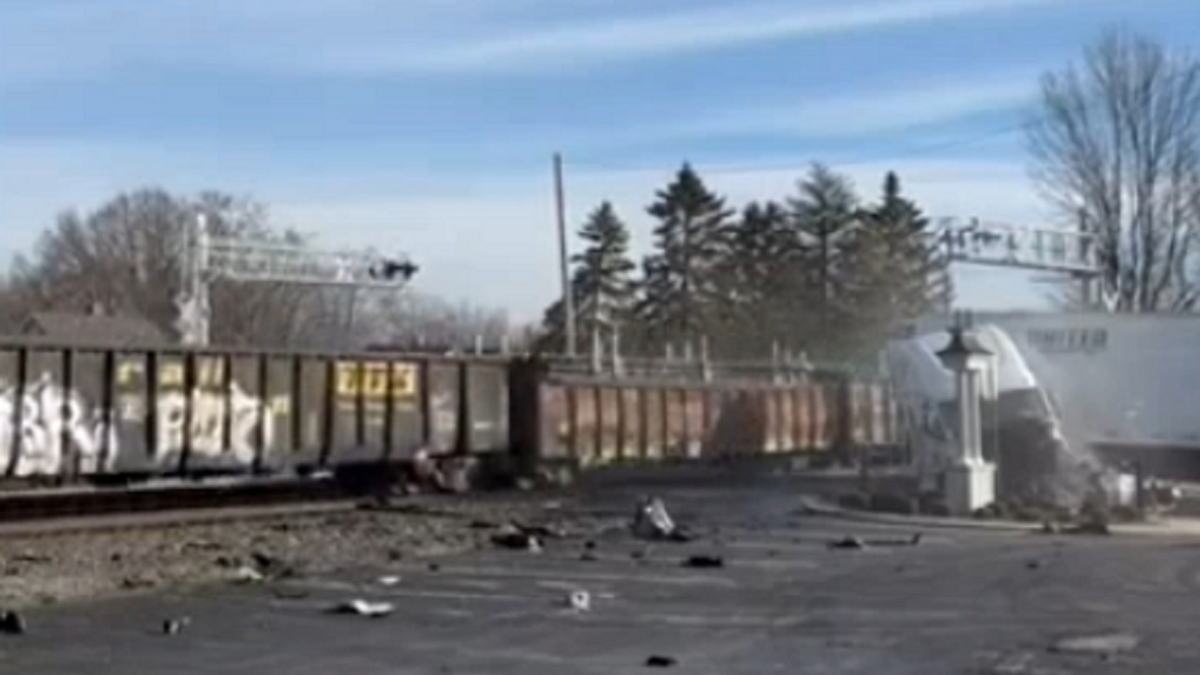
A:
[1026,560,1041,570]
[251,552,298,579]
[377,575,401,587]
[490,527,543,552]
[828,536,868,550]
[567,590,591,611]
[428,563,441,572]
[11,553,52,564]
[1050,632,1139,655]
[682,555,724,569]
[632,497,692,542]
[330,599,395,618]
[469,520,496,530]
[584,540,597,550]
[0,610,26,635]
[232,566,266,584]
[272,587,310,600]
[161,617,191,635]
[645,655,678,667]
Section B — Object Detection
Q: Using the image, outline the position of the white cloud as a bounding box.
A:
[320,0,1069,74]
[677,77,1037,139]
[576,72,1040,152]
[0,0,1073,82]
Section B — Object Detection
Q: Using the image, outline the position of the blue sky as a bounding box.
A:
[0,0,1195,322]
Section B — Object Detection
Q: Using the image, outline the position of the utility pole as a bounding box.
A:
[554,152,577,356]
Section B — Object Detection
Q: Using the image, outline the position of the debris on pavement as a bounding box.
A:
[490,526,543,552]
[510,522,565,540]
[1050,632,1139,655]
[645,655,678,667]
[0,610,26,635]
[682,555,724,569]
[828,536,868,550]
[632,496,693,542]
[232,565,265,584]
[566,590,591,612]
[161,617,191,635]
[377,575,401,587]
[330,599,395,618]
[251,551,299,579]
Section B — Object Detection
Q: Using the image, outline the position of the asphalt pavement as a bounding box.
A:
[3,477,1200,674]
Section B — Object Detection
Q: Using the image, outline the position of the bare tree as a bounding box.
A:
[1027,29,1200,312]
[5,187,337,347]
[362,292,515,352]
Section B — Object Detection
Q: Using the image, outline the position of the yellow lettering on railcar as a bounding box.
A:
[115,358,228,388]
[334,362,418,400]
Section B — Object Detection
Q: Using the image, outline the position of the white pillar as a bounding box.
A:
[938,329,996,516]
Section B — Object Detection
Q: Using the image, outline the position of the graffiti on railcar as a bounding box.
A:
[0,372,117,477]
[114,357,290,466]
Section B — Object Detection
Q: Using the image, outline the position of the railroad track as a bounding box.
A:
[0,476,361,537]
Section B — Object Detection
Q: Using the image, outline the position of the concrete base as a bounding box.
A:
[944,459,996,516]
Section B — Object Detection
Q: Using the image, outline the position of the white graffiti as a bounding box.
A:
[153,383,275,465]
[0,373,117,477]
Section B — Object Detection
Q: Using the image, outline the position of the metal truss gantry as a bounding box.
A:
[175,213,418,346]
[932,217,1102,307]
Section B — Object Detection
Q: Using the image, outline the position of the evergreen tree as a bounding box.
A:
[539,202,637,353]
[843,171,952,349]
[787,164,862,358]
[720,200,798,357]
[637,163,734,352]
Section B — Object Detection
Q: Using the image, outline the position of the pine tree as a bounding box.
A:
[844,171,952,349]
[788,164,861,358]
[539,202,637,353]
[720,200,797,357]
[637,163,734,353]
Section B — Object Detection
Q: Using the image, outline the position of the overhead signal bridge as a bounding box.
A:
[176,213,418,346]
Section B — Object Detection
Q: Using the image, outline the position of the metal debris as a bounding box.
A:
[377,575,401,586]
[491,525,544,551]
[682,555,724,569]
[162,617,191,635]
[0,610,25,635]
[632,497,692,542]
[645,655,678,667]
[828,536,868,550]
[330,599,395,618]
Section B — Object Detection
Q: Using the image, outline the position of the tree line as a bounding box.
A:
[538,164,951,363]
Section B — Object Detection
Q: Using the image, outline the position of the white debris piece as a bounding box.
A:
[632,496,678,540]
[332,599,395,618]
[232,566,265,583]
[377,576,401,587]
[567,590,591,612]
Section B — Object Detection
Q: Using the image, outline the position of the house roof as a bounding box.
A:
[21,311,167,347]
